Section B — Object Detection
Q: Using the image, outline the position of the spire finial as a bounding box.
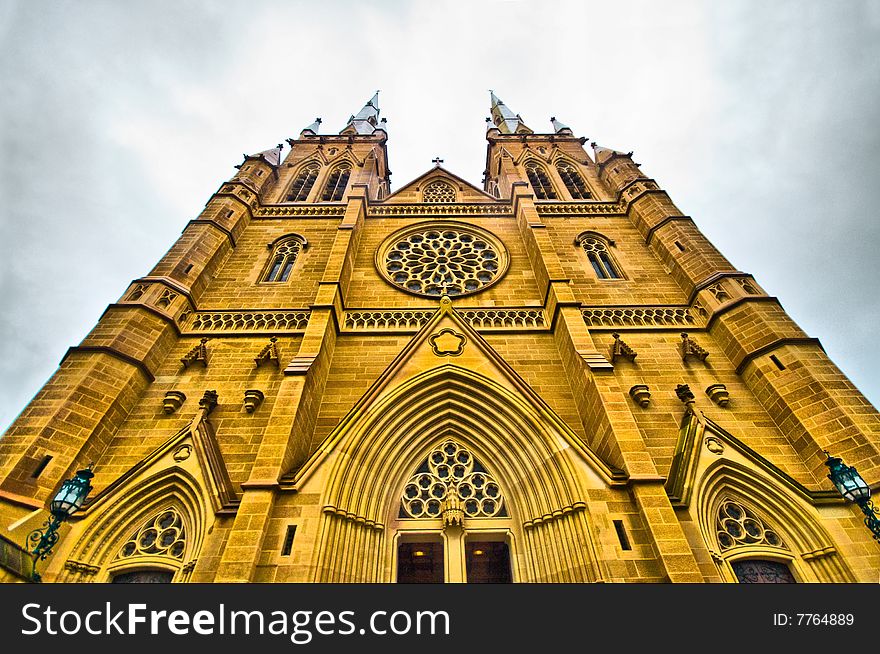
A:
[488,91,532,135]
[432,157,443,167]
[341,92,382,134]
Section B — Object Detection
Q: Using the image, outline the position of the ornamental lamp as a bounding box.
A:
[824,451,879,543]
[824,452,871,503]
[49,466,94,519]
[28,465,95,581]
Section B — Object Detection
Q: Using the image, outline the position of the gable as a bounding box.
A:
[380,166,499,204]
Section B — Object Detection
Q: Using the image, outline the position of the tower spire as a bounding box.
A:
[301,117,322,137]
[488,91,533,135]
[341,91,382,135]
[550,116,573,135]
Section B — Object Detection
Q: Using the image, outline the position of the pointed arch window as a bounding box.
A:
[263,235,306,283]
[716,499,785,551]
[556,161,591,199]
[578,233,622,280]
[525,162,557,199]
[117,508,188,561]
[423,180,456,203]
[286,162,320,201]
[321,163,352,201]
[400,440,507,520]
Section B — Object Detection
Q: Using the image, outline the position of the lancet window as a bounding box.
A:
[263,235,305,283]
[556,161,591,199]
[525,162,557,199]
[578,233,622,280]
[286,162,320,201]
[321,163,352,201]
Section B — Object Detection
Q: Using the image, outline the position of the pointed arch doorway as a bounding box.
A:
[394,439,514,583]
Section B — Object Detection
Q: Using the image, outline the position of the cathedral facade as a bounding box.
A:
[1,93,878,583]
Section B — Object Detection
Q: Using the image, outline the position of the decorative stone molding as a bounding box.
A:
[127,283,149,301]
[629,384,651,409]
[162,391,186,414]
[243,389,265,413]
[610,332,637,362]
[535,202,625,216]
[629,384,651,408]
[343,308,547,332]
[188,311,309,333]
[581,306,696,328]
[285,355,317,375]
[737,278,760,295]
[181,338,209,368]
[706,383,730,407]
[680,333,709,362]
[704,437,725,455]
[345,310,434,330]
[522,501,587,530]
[675,384,696,414]
[199,390,218,414]
[157,288,179,309]
[254,337,280,367]
[173,444,192,462]
[256,205,346,217]
[369,204,509,216]
[706,282,730,303]
[429,328,466,357]
[460,308,546,330]
[64,559,100,577]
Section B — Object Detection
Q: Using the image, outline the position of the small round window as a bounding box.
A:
[376,222,509,297]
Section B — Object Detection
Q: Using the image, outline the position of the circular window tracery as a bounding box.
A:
[423,181,456,203]
[401,440,506,519]
[376,223,509,297]
[117,508,187,560]
[716,499,785,551]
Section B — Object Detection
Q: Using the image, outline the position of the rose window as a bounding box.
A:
[400,440,506,519]
[377,223,509,297]
[716,499,784,551]
[117,508,187,560]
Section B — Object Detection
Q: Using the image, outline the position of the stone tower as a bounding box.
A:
[1,92,877,583]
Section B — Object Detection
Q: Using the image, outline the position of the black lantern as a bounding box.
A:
[28,465,94,582]
[49,467,94,518]
[824,452,879,542]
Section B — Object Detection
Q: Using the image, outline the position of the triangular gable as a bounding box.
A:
[666,411,840,508]
[380,166,499,203]
[80,394,239,516]
[288,296,625,488]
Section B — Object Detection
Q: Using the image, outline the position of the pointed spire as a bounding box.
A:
[244,143,283,167]
[590,141,631,165]
[489,91,533,135]
[341,91,382,135]
[550,116,573,135]
[301,117,322,136]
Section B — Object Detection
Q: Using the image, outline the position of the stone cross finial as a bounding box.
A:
[432,157,443,166]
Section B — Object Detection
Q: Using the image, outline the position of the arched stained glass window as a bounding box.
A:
[116,508,187,561]
[321,163,352,201]
[400,440,507,520]
[578,234,622,280]
[525,162,556,199]
[556,161,591,199]
[286,162,320,201]
[263,235,305,283]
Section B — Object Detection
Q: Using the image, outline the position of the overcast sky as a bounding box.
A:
[1,0,879,431]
